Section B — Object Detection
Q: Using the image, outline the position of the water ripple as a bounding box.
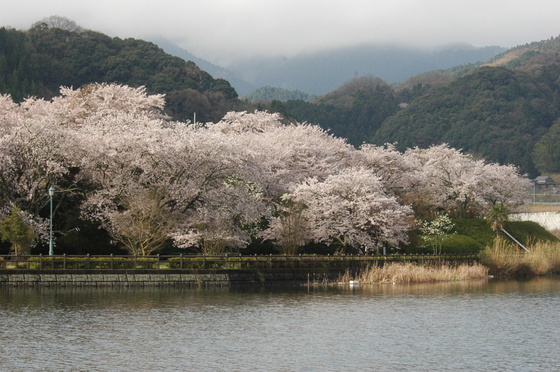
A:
[1,279,559,371]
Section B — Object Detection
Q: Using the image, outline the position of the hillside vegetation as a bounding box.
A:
[372,66,560,175]
[0,22,245,122]
[273,36,560,176]
[3,18,560,176]
[282,77,400,146]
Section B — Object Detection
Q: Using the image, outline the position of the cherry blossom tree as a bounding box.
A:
[0,83,165,215]
[76,110,267,254]
[404,144,487,217]
[404,144,531,217]
[205,110,357,252]
[261,199,310,254]
[0,84,172,254]
[358,143,418,192]
[0,83,534,257]
[171,171,269,254]
[0,97,85,219]
[264,168,413,253]
[77,120,228,254]
[476,163,531,207]
[101,189,178,256]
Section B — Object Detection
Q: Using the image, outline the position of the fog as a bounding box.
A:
[1,0,559,66]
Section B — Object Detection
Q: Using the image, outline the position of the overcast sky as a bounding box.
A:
[1,0,559,66]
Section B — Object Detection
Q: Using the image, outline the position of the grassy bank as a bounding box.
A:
[480,238,560,277]
[339,262,489,284]
[405,218,558,255]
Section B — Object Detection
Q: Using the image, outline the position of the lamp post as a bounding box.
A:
[49,186,55,256]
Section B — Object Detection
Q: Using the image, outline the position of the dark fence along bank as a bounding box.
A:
[0,254,479,287]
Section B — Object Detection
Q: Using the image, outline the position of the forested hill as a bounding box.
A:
[373,66,560,176]
[281,77,400,146]
[274,35,560,177]
[484,35,560,71]
[3,18,560,177]
[0,23,245,123]
[371,35,560,177]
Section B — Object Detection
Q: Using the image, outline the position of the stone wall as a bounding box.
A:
[0,268,343,287]
[0,271,229,287]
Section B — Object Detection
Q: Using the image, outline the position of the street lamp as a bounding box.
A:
[49,186,55,256]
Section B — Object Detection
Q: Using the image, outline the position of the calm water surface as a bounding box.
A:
[1,278,559,371]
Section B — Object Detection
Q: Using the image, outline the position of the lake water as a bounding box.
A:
[1,278,559,371]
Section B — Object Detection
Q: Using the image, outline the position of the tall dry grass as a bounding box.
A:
[340,262,489,284]
[480,238,560,277]
[549,229,560,240]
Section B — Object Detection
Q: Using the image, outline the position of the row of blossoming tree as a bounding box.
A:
[0,84,531,255]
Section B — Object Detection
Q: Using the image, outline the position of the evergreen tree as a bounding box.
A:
[533,118,560,174]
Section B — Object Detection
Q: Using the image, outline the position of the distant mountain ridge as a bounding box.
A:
[277,35,560,177]
[225,43,505,95]
[149,38,256,97]
[152,39,505,96]
[486,35,560,68]
[243,86,316,103]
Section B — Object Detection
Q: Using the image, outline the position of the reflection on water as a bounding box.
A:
[1,278,559,371]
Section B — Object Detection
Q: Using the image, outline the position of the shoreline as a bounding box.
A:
[0,262,490,287]
[0,268,344,287]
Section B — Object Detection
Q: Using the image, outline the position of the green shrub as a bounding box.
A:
[451,218,558,248]
[440,235,484,254]
[24,256,159,269]
[452,218,496,246]
[168,256,224,269]
[410,234,483,254]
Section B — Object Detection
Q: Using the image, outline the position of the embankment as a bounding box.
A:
[510,211,560,231]
[0,268,345,287]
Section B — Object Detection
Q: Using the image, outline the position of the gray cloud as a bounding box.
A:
[1,0,559,65]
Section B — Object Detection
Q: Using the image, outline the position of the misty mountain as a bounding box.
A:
[150,39,504,96]
[227,44,505,95]
[243,86,316,103]
[277,35,560,177]
[150,38,257,96]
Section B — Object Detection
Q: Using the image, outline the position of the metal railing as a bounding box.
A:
[0,253,479,271]
[530,193,560,204]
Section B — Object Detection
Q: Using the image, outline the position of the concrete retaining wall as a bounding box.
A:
[510,212,560,231]
[0,268,343,287]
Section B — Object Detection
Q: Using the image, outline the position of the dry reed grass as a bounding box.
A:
[340,262,489,284]
[480,238,560,277]
[549,229,560,240]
